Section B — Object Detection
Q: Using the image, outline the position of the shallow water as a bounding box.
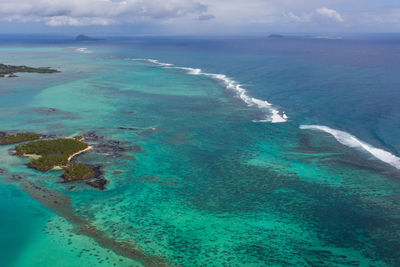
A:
[1,36,400,266]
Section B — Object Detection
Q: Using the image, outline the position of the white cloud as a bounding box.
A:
[316,7,344,22]
[285,7,344,25]
[1,0,400,33]
[0,0,208,26]
[286,12,311,23]
[45,16,115,26]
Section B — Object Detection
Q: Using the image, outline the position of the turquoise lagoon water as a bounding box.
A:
[1,36,400,266]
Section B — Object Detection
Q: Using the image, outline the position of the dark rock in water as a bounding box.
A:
[78,165,108,190]
[76,35,103,41]
[95,141,129,155]
[117,126,138,131]
[0,168,7,175]
[82,131,140,158]
[268,34,284,38]
[137,127,163,136]
[11,174,23,181]
[27,116,81,124]
[82,131,98,140]
[86,178,108,190]
[86,165,107,190]
[27,119,51,124]
[29,107,73,115]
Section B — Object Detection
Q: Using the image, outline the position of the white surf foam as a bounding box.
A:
[130,58,173,67]
[75,47,92,54]
[128,58,287,123]
[300,125,400,170]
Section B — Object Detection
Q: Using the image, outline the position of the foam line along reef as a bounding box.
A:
[300,124,400,170]
[75,47,92,53]
[129,58,288,123]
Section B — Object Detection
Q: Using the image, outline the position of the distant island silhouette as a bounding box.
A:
[268,34,284,38]
[76,34,103,41]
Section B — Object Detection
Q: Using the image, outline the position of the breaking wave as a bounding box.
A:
[300,124,400,170]
[128,58,287,123]
[75,47,92,54]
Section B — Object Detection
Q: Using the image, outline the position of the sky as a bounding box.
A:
[0,0,399,35]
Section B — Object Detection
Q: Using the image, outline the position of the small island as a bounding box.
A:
[75,34,103,41]
[268,34,284,38]
[0,63,59,78]
[15,137,95,182]
[1,131,123,190]
[0,132,42,145]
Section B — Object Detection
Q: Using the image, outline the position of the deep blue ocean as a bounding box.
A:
[118,35,400,155]
[1,34,400,266]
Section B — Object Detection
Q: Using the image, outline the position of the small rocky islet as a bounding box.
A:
[75,34,103,41]
[0,132,107,190]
